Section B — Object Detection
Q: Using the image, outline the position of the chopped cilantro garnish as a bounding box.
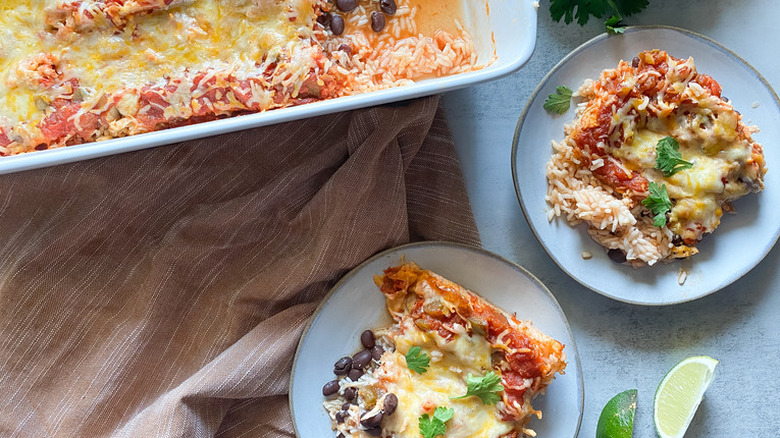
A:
[418,406,454,438]
[543,86,574,114]
[641,181,673,227]
[655,136,693,176]
[451,371,504,405]
[404,346,430,374]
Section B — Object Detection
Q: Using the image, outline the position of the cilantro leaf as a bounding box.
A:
[418,406,454,438]
[549,0,649,29]
[550,0,609,25]
[433,406,454,423]
[405,346,430,374]
[605,15,626,33]
[641,182,673,227]
[543,86,573,114]
[451,371,505,405]
[655,136,693,176]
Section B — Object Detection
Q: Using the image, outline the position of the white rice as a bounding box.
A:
[545,114,675,266]
[318,0,481,96]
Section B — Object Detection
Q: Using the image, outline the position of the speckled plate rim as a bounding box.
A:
[288,241,583,438]
[511,25,780,306]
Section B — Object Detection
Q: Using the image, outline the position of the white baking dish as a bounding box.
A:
[0,0,537,174]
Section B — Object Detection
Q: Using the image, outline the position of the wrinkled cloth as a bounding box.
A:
[0,96,480,438]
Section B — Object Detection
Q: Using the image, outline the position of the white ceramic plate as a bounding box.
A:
[289,242,583,437]
[512,26,780,305]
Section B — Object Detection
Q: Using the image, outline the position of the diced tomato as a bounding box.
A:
[421,401,436,413]
[136,86,172,130]
[40,104,80,141]
[570,101,613,156]
[190,72,211,91]
[592,161,649,194]
[230,80,256,109]
[499,371,528,420]
[695,74,722,97]
[197,87,235,116]
[39,102,99,144]
[0,129,10,148]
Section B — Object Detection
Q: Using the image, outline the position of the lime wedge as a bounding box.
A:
[596,389,637,438]
[654,356,718,438]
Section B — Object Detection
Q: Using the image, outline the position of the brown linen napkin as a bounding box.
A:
[0,95,480,437]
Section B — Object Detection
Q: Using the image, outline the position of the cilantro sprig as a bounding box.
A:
[543,86,573,114]
[418,406,454,438]
[549,0,649,32]
[405,346,430,374]
[655,136,693,177]
[641,181,673,227]
[451,371,505,405]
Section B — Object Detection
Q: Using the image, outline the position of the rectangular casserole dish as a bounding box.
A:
[0,0,537,175]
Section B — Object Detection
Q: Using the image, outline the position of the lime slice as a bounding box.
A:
[596,389,637,438]
[654,356,718,438]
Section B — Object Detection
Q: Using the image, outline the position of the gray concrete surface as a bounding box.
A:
[443,1,780,436]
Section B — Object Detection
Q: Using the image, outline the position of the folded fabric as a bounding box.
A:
[0,96,480,437]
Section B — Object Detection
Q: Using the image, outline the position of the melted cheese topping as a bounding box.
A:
[379,322,513,438]
[608,99,761,241]
[616,121,737,238]
[0,1,48,123]
[0,0,313,125]
[1,0,484,156]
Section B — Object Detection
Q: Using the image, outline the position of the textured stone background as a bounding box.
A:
[443,1,780,436]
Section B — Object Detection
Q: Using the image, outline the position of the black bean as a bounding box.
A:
[342,402,352,410]
[337,434,345,438]
[379,0,397,15]
[352,349,372,369]
[348,368,364,381]
[336,0,357,12]
[383,393,398,415]
[322,380,340,397]
[370,11,386,32]
[337,43,352,54]
[365,427,382,437]
[361,330,375,349]
[632,57,640,68]
[344,386,357,401]
[335,411,348,424]
[607,249,627,264]
[360,411,384,429]
[334,356,352,375]
[317,11,332,26]
[330,14,345,35]
[371,345,384,361]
